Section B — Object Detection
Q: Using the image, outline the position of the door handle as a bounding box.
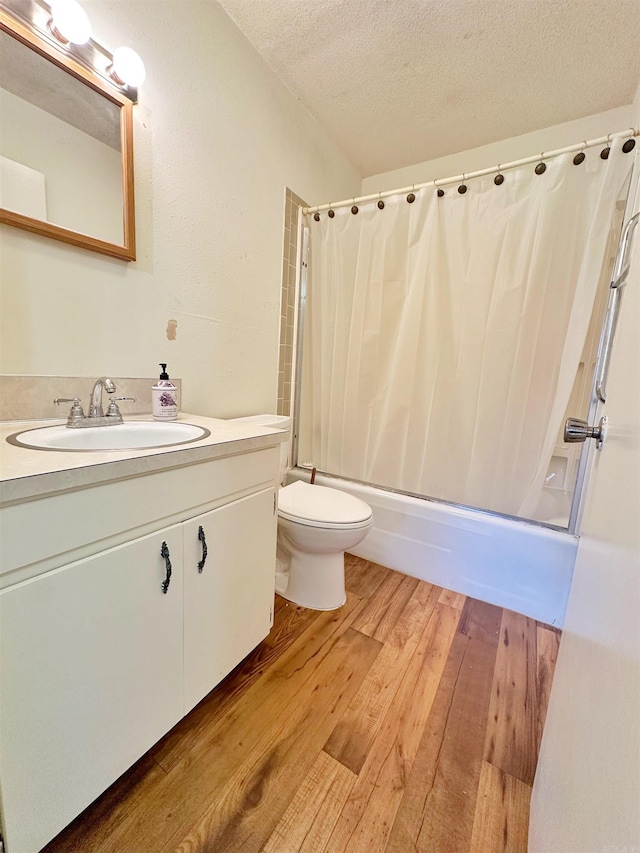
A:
[197,525,208,573]
[160,541,172,593]
[564,416,607,449]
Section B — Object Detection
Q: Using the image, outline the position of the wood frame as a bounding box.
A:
[0,8,136,261]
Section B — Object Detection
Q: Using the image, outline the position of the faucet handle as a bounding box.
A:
[54,397,85,424]
[106,396,137,418]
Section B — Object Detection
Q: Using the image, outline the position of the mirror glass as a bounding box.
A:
[0,20,135,260]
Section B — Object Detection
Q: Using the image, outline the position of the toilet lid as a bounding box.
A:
[278,481,372,525]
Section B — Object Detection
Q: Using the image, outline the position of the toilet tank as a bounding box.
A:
[226,415,291,482]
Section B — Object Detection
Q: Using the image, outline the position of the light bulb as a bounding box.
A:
[49,0,91,45]
[110,46,146,87]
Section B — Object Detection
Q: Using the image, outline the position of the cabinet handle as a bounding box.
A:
[160,541,172,593]
[197,525,208,573]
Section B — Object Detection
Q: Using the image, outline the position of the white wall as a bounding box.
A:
[0,0,361,417]
[361,104,637,194]
[529,153,640,847]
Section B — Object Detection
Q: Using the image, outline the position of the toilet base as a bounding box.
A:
[275,547,347,611]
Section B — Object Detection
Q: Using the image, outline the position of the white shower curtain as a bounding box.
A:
[299,149,632,518]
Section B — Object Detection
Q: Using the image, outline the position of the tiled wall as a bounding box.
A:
[277,188,306,417]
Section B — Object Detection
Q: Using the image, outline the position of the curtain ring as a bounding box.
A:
[573,141,586,166]
[535,154,547,175]
[622,129,636,154]
[494,164,504,186]
[458,174,468,194]
[601,133,612,160]
[407,186,416,203]
[313,211,320,221]
[328,206,335,218]
[351,199,359,214]
[377,192,385,210]
[435,178,445,198]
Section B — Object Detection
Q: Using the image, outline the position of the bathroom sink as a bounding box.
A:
[8,421,211,452]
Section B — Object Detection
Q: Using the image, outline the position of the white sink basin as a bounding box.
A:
[8,421,211,452]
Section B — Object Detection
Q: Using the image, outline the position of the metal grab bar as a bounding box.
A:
[611,211,640,287]
[595,211,640,402]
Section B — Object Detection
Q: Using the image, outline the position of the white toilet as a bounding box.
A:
[277,480,373,609]
[227,415,373,610]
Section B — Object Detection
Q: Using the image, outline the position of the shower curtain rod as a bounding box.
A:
[302,126,640,214]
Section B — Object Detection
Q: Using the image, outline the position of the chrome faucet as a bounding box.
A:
[89,377,116,418]
[54,378,136,428]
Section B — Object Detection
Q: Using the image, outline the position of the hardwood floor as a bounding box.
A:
[44,555,560,853]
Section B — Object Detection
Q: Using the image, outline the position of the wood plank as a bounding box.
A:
[535,624,561,756]
[457,594,502,643]
[42,753,165,853]
[386,597,502,853]
[344,553,389,599]
[325,602,461,853]
[324,581,441,774]
[350,569,407,637]
[438,587,466,610]
[297,769,355,853]
[274,592,289,613]
[265,599,323,652]
[171,628,381,853]
[484,609,538,785]
[367,573,420,643]
[263,751,356,853]
[470,761,531,853]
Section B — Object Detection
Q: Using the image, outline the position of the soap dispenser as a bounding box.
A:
[152,363,178,421]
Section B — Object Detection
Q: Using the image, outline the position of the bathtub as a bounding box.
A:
[288,468,577,627]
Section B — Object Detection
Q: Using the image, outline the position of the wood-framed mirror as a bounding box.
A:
[0,6,136,261]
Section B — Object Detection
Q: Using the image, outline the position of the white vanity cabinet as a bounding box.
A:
[0,526,185,853]
[183,488,276,713]
[0,443,280,853]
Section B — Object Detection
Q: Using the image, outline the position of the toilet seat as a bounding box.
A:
[278,481,372,530]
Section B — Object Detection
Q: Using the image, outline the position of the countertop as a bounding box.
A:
[0,413,286,505]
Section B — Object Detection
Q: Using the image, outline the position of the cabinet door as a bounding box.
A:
[0,527,184,853]
[183,488,276,713]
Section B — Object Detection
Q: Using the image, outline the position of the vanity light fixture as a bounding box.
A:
[48,0,90,45]
[0,0,145,99]
[109,45,146,87]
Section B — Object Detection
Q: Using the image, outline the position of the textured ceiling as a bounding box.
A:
[218,0,640,177]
